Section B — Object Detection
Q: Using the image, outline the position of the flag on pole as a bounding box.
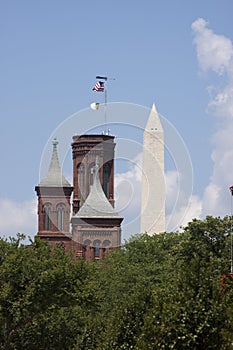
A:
[92,81,104,92]
[230,186,233,195]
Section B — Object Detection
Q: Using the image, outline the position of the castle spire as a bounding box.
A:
[39,138,71,187]
[75,156,120,218]
[35,138,73,236]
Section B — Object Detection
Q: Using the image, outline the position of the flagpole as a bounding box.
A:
[95,76,115,135]
[230,188,233,273]
[104,79,107,134]
[229,186,233,273]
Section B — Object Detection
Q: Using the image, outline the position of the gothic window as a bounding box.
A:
[89,162,95,186]
[103,163,110,198]
[93,240,101,257]
[57,204,65,231]
[43,204,51,230]
[77,163,85,205]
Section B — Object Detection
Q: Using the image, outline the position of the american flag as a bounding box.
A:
[92,81,104,92]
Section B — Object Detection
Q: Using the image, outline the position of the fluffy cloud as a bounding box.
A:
[192,18,233,218]
[115,160,202,235]
[192,18,233,74]
[165,170,202,231]
[0,198,37,240]
[166,194,202,231]
[115,153,142,239]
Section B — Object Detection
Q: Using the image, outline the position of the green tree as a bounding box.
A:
[0,235,95,350]
[85,217,233,350]
[2,216,233,349]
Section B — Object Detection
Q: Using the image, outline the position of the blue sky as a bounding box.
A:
[1,0,233,239]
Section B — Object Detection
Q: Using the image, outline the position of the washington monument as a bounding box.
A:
[140,104,165,234]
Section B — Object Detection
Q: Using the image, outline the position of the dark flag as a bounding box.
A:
[92,81,104,92]
[230,186,233,195]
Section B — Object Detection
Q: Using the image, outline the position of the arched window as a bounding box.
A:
[84,239,91,247]
[103,163,110,198]
[57,204,65,231]
[43,204,51,230]
[78,163,85,205]
[88,162,95,192]
[93,240,101,257]
[103,240,111,248]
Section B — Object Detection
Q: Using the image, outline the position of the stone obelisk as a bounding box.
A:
[140,104,165,234]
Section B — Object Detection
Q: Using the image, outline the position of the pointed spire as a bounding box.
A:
[145,103,163,133]
[39,138,71,187]
[76,157,121,218]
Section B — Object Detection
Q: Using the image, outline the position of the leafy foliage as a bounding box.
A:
[1,217,233,349]
[0,235,95,350]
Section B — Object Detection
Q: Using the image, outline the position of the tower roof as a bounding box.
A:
[75,158,122,219]
[145,103,163,133]
[39,139,71,187]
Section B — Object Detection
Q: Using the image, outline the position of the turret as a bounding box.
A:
[35,139,73,236]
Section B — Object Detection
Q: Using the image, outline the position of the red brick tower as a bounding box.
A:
[71,157,123,261]
[35,139,75,252]
[72,134,115,214]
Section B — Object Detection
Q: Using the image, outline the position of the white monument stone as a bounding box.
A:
[140,104,165,234]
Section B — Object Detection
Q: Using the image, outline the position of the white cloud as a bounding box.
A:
[115,153,142,239]
[0,198,37,240]
[192,18,233,219]
[165,170,179,214]
[115,160,202,235]
[192,18,233,75]
[180,195,203,227]
[165,170,202,231]
[166,194,202,231]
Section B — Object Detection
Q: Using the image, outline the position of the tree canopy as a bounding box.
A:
[1,216,233,349]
